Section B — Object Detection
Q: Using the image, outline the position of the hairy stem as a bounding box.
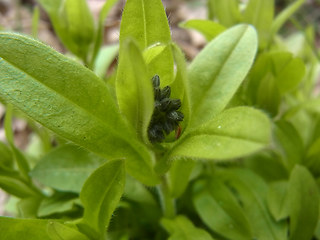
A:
[158,175,176,218]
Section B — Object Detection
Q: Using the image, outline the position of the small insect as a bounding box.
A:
[148,75,184,143]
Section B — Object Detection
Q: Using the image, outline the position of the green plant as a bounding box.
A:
[0,0,319,239]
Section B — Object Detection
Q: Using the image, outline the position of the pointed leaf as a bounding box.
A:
[169,159,195,198]
[169,43,190,130]
[288,165,319,240]
[119,0,171,49]
[0,32,159,185]
[4,105,31,181]
[38,0,94,59]
[193,177,253,240]
[116,39,154,143]
[61,0,95,59]
[267,181,289,221]
[94,44,119,79]
[30,145,105,193]
[223,169,287,240]
[243,0,274,48]
[119,0,174,85]
[0,176,40,198]
[274,121,304,171]
[169,107,271,161]
[78,159,125,239]
[188,24,258,128]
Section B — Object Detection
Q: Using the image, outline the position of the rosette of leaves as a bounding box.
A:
[0,0,274,239]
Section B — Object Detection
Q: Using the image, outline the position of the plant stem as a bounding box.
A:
[158,175,176,218]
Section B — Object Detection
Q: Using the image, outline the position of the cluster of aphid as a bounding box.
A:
[148,75,184,143]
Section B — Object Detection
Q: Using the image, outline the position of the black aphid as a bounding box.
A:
[148,75,184,143]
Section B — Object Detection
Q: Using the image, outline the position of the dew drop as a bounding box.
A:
[218,125,222,129]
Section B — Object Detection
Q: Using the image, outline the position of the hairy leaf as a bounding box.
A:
[119,0,174,86]
[170,107,271,161]
[0,33,159,185]
[78,159,125,239]
[116,39,154,143]
[188,24,258,128]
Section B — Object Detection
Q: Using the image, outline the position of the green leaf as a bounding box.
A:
[269,52,306,94]
[270,0,306,42]
[169,107,271,161]
[4,104,14,145]
[48,221,90,240]
[78,159,125,239]
[161,215,215,240]
[169,43,190,130]
[193,177,253,240]
[30,145,105,193]
[288,165,319,240]
[244,151,289,182]
[256,73,280,116]
[0,217,50,239]
[91,0,119,66]
[10,145,32,183]
[0,141,14,169]
[18,197,42,218]
[188,24,258,128]
[0,32,159,185]
[143,43,167,64]
[243,0,274,49]
[119,0,171,49]
[207,0,242,27]
[124,175,157,206]
[223,169,287,240]
[116,39,154,143]
[61,0,95,60]
[37,0,93,59]
[179,20,226,41]
[38,192,79,217]
[267,181,289,221]
[246,51,305,115]
[274,121,304,171]
[0,176,39,198]
[169,159,195,198]
[94,44,119,79]
[119,0,174,86]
